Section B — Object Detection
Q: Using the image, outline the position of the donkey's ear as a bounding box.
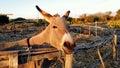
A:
[62,10,70,19]
[36,5,52,23]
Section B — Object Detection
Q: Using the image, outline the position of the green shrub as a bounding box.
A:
[0,15,9,25]
[14,17,26,21]
[35,19,48,26]
[107,20,120,28]
[13,17,26,23]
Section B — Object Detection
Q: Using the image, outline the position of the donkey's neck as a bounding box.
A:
[0,27,50,50]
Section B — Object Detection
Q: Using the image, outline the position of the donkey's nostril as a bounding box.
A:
[63,41,75,54]
[64,41,76,48]
[64,41,70,48]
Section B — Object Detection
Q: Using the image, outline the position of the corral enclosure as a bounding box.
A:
[0,22,120,68]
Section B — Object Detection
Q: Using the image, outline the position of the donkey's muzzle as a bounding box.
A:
[63,41,76,54]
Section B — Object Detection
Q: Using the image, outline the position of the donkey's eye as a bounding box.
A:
[53,26,57,28]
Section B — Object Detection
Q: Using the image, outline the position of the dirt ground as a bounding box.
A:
[0,23,120,68]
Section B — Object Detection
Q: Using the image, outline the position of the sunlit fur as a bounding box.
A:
[34,6,75,54]
[35,5,75,68]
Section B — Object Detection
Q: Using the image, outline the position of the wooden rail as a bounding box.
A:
[0,51,18,68]
[0,47,63,68]
[74,35,113,52]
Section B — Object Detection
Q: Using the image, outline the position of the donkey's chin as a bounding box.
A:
[62,48,73,54]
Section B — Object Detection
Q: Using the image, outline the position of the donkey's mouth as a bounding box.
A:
[62,41,76,54]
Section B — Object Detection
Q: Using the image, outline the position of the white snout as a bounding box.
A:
[61,33,73,47]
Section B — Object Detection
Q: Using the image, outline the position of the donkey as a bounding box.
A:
[0,5,76,68]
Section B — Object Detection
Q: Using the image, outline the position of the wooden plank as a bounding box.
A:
[0,51,18,55]
[65,54,73,68]
[0,54,9,67]
[0,60,9,67]
[0,55,8,60]
[113,34,118,60]
[19,50,59,56]
[30,51,61,61]
[19,50,63,68]
[9,53,18,68]
[18,61,35,68]
[97,47,105,68]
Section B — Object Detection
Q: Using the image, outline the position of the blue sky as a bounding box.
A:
[0,0,120,19]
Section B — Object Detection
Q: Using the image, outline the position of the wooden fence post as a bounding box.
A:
[97,47,105,68]
[65,54,73,68]
[113,34,117,60]
[95,21,97,36]
[9,52,18,68]
[89,25,90,36]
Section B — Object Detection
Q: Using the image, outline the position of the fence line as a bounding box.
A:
[0,34,118,68]
[74,34,118,68]
[74,35,113,52]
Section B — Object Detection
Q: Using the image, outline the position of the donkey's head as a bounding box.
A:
[36,5,75,54]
